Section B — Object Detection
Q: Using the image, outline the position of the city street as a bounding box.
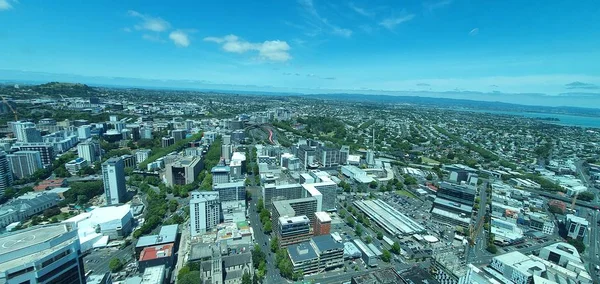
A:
[584,208,599,282]
[247,186,287,284]
[83,244,134,275]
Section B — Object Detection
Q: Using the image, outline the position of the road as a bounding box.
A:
[83,244,134,275]
[466,182,489,263]
[471,238,560,265]
[247,186,286,284]
[584,208,599,282]
[172,219,191,283]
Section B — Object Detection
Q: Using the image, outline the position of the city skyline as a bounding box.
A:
[1,0,600,106]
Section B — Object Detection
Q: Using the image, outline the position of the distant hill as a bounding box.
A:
[30,82,100,98]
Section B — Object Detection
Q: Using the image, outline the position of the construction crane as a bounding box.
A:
[569,192,579,214]
[468,212,485,246]
[1,95,18,121]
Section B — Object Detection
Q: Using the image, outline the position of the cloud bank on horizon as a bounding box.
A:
[0,0,599,107]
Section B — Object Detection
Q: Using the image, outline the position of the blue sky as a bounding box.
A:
[1,0,600,106]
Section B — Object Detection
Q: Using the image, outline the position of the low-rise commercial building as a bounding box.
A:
[135,225,180,257]
[0,192,60,228]
[138,243,175,272]
[313,211,331,236]
[353,199,425,236]
[63,204,134,252]
[354,239,378,267]
[165,157,203,187]
[277,215,312,248]
[341,165,374,184]
[565,214,588,240]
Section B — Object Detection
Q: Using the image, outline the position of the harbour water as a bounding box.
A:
[455,109,600,129]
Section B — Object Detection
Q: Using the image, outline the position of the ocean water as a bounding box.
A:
[455,109,600,129]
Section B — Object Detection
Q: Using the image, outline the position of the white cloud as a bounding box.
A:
[379,14,415,30]
[127,10,171,32]
[142,34,162,42]
[169,30,190,47]
[297,0,353,38]
[204,35,291,62]
[349,3,373,17]
[0,0,14,10]
[469,28,479,36]
[424,0,453,12]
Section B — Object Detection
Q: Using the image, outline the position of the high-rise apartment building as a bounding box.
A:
[13,121,42,143]
[190,191,220,236]
[7,151,43,179]
[77,125,91,140]
[77,141,99,163]
[0,151,14,196]
[161,137,175,148]
[102,157,127,205]
[13,143,55,167]
[171,129,187,142]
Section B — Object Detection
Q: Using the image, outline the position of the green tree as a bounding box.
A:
[169,200,178,213]
[377,231,383,240]
[381,249,392,262]
[346,216,355,228]
[365,236,372,244]
[578,191,595,202]
[109,258,123,272]
[242,272,252,284]
[355,224,363,237]
[486,245,498,254]
[177,271,201,284]
[270,237,279,253]
[369,180,378,189]
[257,198,264,213]
[567,238,586,253]
[263,220,272,233]
[391,242,401,254]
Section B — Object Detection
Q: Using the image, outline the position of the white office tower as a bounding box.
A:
[136,149,152,164]
[102,157,126,205]
[221,144,232,161]
[12,121,36,142]
[222,134,231,145]
[77,125,92,140]
[0,151,14,196]
[190,191,220,236]
[6,151,43,179]
[109,115,118,122]
[0,223,86,284]
[185,120,194,130]
[77,141,98,163]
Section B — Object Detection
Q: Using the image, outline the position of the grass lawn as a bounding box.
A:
[396,189,417,199]
[420,156,440,165]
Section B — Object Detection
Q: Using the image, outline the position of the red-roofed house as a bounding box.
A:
[138,243,174,272]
